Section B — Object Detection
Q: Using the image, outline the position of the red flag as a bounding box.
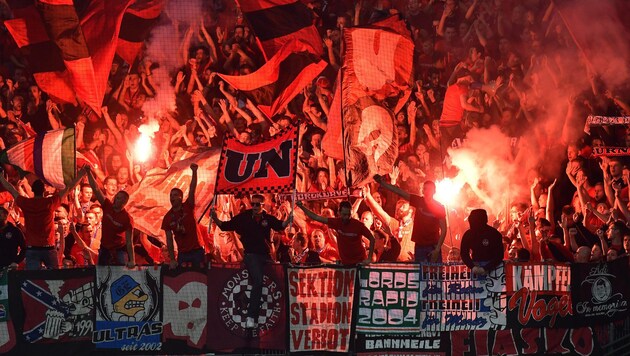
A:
[341,16,414,186]
[116,0,165,64]
[554,0,629,87]
[36,0,100,111]
[4,4,76,104]
[218,40,326,119]
[4,0,138,112]
[321,70,343,160]
[215,122,298,194]
[79,0,136,111]
[237,0,323,60]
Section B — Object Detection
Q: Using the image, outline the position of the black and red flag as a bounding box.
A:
[214,122,298,195]
[116,0,165,65]
[218,40,327,119]
[237,0,323,60]
[4,0,155,113]
[4,0,78,105]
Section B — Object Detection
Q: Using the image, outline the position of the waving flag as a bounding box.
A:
[342,16,414,186]
[4,0,139,112]
[238,0,322,60]
[0,128,75,189]
[126,148,219,237]
[116,0,165,65]
[4,3,76,104]
[218,40,326,119]
[215,122,298,194]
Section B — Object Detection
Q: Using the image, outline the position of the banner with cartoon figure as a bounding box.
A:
[571,257,630,325]
[162,268,207,353]
[19,269,93,343]
[15,269,93,354]
[94,266,162,351]
[207,263,286,352]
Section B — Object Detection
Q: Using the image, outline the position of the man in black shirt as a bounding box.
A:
[210,194,293,328]
[460,209,504,275]
[0,207,25,268]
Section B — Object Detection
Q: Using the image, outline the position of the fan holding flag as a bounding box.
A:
[0,127,87,269]
[0,167,86,270]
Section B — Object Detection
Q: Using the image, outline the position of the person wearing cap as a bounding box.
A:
[110,275,148,321]
[460,209,504,275]
[210,194,293,329]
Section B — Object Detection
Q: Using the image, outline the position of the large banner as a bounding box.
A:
[418,264,495,331]
[161,268,207,353]
[215,123,298,195]
[449,327,597,356]
[94,266,162,351]
[207,263,286,352]
[505,262,572,328]
[571,257,630,325]
[19,269,94,344]
[126,148,219,237]
[356,263,421,334]
[288,266,355,353]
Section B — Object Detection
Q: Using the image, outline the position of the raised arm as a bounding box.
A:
[363,180,394,227]
[363,230,375,264]
[85,166,106,204]
[295,200,328,224]
[0,174,19,199]
[373,174,410,200]
[58,167,87,199]
[186,163,198,205]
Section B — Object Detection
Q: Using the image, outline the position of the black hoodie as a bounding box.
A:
[460,209,504,271]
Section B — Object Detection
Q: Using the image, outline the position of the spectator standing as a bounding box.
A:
[86,166,134,267]
[210,194,293,329]
[0,169,85,269]
[162,163,205,268]
[0,206,25,268]
[296,200,375,265]
[373,176,447,262]
[460,209,503,275]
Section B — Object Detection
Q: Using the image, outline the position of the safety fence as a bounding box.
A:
[0,258,629,355]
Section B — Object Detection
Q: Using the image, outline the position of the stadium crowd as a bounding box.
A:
[0,0,629,271]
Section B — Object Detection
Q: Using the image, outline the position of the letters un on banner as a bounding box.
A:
[506,262,572,329]
[215,123,298,195]
[288,266,355,353]
[418,264,494,332]
[94,266,162,351]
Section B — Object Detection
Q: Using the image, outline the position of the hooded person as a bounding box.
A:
[460,209,504,275]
